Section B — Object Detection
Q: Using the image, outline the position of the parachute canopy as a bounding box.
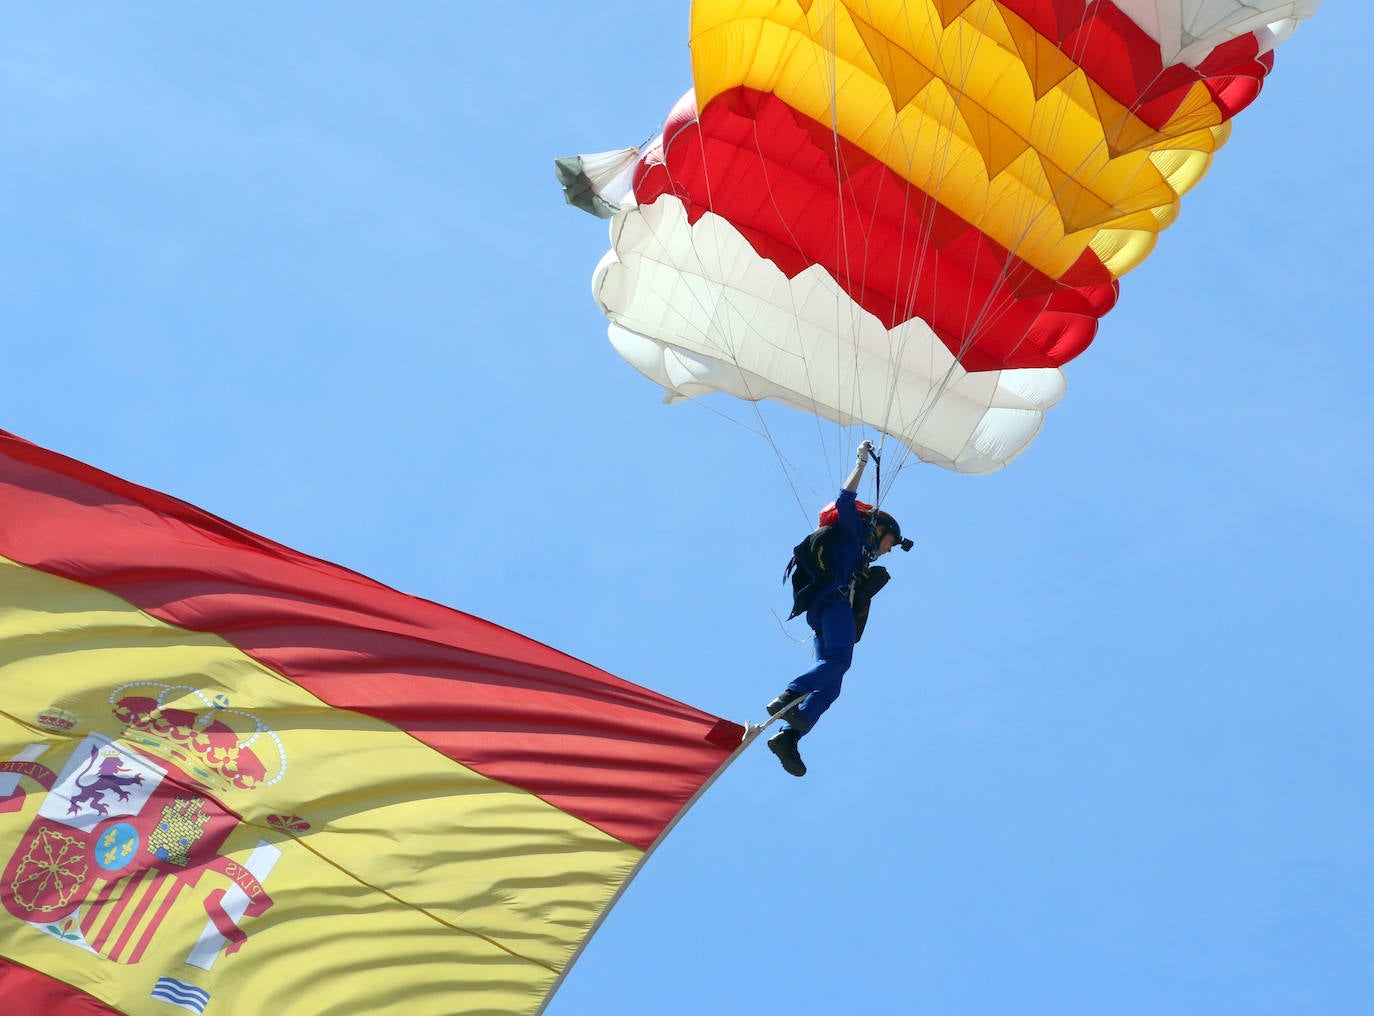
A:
[566,1,1321,473]
[0,430,743,1015]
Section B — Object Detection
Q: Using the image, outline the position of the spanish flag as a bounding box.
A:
[0,430,745,1015]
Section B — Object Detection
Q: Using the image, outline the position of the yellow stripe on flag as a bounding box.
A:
[1,555,641,1015]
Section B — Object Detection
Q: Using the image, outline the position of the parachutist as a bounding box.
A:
[766,441,907,777]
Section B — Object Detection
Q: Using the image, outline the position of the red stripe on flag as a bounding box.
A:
[130,878,186,964]
[0,433,743,851]
[83,872,144,954]
[79,868,187,965]
[0,959,122,1014]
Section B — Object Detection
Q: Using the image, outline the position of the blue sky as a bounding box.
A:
[3,5,1369,1014]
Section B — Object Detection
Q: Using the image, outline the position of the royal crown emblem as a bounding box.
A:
[109,682,286,794]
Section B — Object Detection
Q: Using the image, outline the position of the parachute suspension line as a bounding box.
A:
[706,10,876,513]
[738,17,853,492]
[831,38,870,478]
[923,0,1119,425]
[929,0,1024,406]
[939,0,1034,372]
[694,3,961,499]
[747,113,848,520]
[827,14,923,495]
[863,0,988,477]
[960,29,1192,487]
[847,0,1075,478]
[943,9,1180,378]
[816,0,872,490]
[915,4,1193,480]
[660,1,873,522]
[851,0,1002,479]
[817,0,924,495]
[960,5,1088,371]
[883,8,954,473]
[893,4,1041,478]
[896,0,1026,390]
[814,2,992,491]
[641,2,1204,514]
[656,74,826,521]
[872,0,1122,477]
[746,0,880,494]
[598,68,834,520]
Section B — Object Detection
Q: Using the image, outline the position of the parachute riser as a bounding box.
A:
[863,443,913,555]
[867,444,883,551]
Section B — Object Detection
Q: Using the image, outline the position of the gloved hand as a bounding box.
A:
[857,439,876,464]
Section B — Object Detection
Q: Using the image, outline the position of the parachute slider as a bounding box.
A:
[555,147,642,218]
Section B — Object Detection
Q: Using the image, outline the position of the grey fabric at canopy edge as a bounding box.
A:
[555,148,640,218]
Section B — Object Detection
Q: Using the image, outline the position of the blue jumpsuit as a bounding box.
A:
[782,488,868,737]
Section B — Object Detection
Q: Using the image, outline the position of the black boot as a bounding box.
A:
[765,691,803,726]
[767,728,807,777]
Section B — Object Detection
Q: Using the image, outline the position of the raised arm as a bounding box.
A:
[842,440,875,493]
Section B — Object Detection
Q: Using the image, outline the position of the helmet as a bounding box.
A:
[872,509,900,540]
[871,510,914,552]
